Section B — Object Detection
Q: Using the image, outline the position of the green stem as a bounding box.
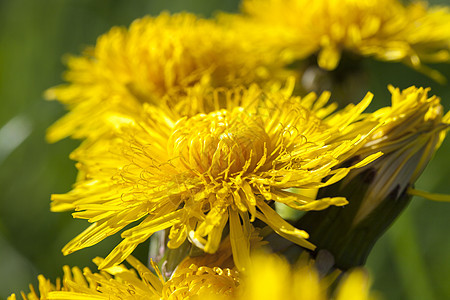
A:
[295,168,412,270]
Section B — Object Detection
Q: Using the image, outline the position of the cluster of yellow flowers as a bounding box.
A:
[224,0,450,81]
[9,0,450,299]
[9,253,374,300]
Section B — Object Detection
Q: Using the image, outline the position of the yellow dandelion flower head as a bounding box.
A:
[345,85,450,224]
[238,252,375,300]
[45,12,287,142]
[12,255,239,300]
[232,0,450,80]
[51,84,381,271]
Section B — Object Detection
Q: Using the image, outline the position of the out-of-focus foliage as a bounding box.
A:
[0,1,449,299]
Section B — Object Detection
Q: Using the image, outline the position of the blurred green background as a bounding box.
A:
[0,0,449,299]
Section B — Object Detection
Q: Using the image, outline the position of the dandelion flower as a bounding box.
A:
[226,0,450,81]
[51,84,381,270]
[348,85,450,224]
[296,85,450,269]
[45,12,288,142]
[10,256,238,300]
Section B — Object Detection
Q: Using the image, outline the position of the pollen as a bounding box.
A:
[169,108,270,179]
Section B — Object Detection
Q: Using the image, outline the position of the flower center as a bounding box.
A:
[168,108,270,178]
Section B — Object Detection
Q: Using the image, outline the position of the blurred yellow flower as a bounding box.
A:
[239,252,376,300]
[51,84,380,270]
[45,12,288,142]
[226,0,450,81]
